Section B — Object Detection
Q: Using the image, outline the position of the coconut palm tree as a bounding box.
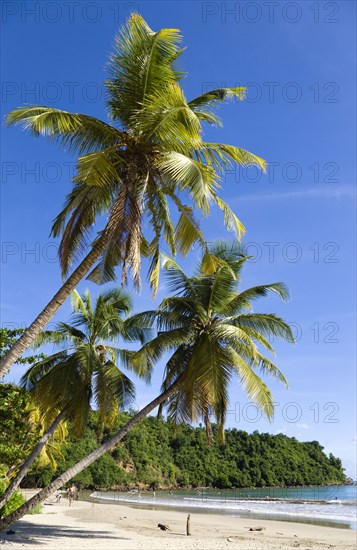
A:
[0,288,150,510]
[131,243,294,442]
[0,14,266,378]
[0,243,293,529]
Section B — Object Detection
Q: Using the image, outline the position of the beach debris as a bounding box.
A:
[248,526,265,532]
[5,531,15,536]
[157,523,170,531]
[186,514,191,536]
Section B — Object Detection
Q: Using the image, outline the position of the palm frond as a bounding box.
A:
[200,240,247,278]
[206,266,237,314]
[189,87,246,113]
[228,347,274,420]
[255,353,288,387]
[161,255,195,296]
[230,313,295,343]
[31,330,73,350]
[156,151,217,214]
[132,83,202,153]
[212,194,245,239]
[226,283,290,314]
[51,183,115,276]
[188,87,246,127]
[73,147,125,188]
[131,327,189,374]
[106,14,183,125]
[200,143,266,172]
[6,107,121,155]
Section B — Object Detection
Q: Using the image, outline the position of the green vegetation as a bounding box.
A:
[0,383,37,470]
[22,413,346,490]
[0,479,25,519]
[26,504,43,515]
[0,329,45,365]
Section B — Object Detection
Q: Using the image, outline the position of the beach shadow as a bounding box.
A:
[1,520,130,545]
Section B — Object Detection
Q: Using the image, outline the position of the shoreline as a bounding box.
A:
[81,481,357,493]
[2,498,356,549]
[89,487,356,530]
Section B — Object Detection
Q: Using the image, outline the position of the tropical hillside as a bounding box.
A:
[1,393,345,491]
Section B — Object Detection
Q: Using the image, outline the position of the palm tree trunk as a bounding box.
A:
[0,240,108,379]
[204,412,213,446]
[0,192,128,379]
[0,409,67,511]
[0,376,182,530]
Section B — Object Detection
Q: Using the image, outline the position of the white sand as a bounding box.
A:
[1,498,356,549]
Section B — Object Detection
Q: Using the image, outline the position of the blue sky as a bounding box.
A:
[1,1,356,477]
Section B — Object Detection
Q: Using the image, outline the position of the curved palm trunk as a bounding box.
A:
[0,192,128,379]
[0,377,182,530]
[0,409,67,511]
[0,240,107,379]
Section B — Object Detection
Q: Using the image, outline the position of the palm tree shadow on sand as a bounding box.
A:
[1,520,129,545]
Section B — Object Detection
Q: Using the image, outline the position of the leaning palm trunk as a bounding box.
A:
[0,243,102,378]
[204,412,213,446]
[0,377,182,530]
[0,198,124,379]
[0,409,67,510]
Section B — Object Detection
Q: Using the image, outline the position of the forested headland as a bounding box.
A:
[1,385,345,491]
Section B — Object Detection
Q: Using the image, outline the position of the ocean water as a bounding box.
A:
[91,485,357,529]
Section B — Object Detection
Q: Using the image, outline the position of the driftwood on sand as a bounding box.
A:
[186,514,191,536]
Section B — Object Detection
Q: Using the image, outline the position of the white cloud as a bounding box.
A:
[235,186,356,203]
[296,423,312,430]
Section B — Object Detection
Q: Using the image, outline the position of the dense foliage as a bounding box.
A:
[0,479,26,519]
[0,329,45,366]
[22,413,345,490]
[0,384,39,470]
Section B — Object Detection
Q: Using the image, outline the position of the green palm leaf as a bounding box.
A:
[231,313,294,343]
[189,87,247,109]
[229,347,274,420]
[225,283,290,313]
[138,241,293,438]
[20,288,151,439]
[156,151,217,214]
[6,107,121,155]
[200,142,266,172]
[106,14,183,125]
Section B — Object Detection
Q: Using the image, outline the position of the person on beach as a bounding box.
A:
[67,484,76,506]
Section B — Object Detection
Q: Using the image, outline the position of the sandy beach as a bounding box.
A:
[1,497,356,550]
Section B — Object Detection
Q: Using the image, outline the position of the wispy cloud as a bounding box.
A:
[234,186,356,203]
[296,423,312,430]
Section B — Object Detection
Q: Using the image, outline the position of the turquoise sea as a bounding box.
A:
[91,484,357,529]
